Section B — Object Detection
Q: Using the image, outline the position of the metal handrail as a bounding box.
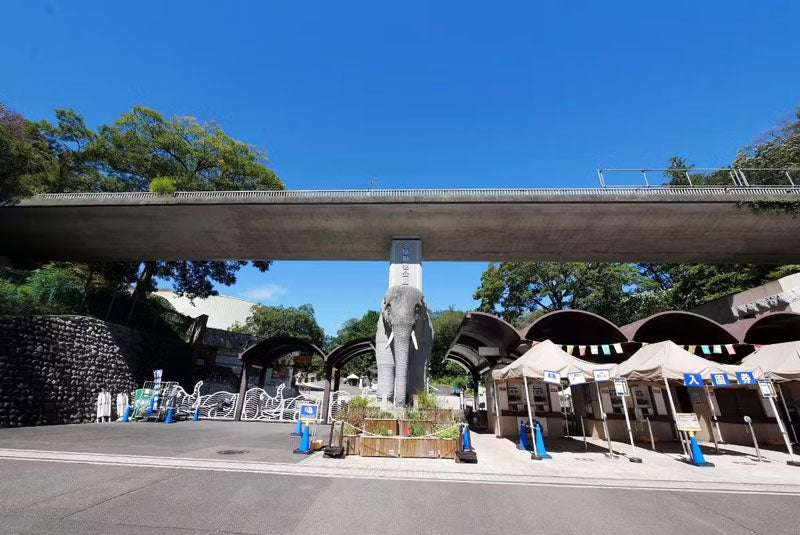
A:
[598,168,799,188]
[30,185,800,201]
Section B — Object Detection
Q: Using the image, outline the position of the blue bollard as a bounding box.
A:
[687,432,714,467]
[534,423,552,459]
[291,419,303,436]
[193,406,200,421]
[164,408,174,424]
[121,406,131,422]
[293,422,313,454]
[518,420,530,450]
[462,425,472,451]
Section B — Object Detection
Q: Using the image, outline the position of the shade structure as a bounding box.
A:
[740,341,800,382]
[346,374,360,380]
[616,340,757,381]
[491,339,600,381]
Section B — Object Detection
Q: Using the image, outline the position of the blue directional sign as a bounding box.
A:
[736,371,756,385]
[683,373,703,387]
[298,403,318,420]
[710,373,731,387]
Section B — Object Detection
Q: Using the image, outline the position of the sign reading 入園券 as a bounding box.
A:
[675,412,702,432]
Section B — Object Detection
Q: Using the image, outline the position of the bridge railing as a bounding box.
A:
[598,168,799,188]
[31,185,800,201]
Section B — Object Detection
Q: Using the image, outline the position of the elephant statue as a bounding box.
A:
[375,285,434,407]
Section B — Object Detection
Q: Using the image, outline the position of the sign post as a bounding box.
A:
[759,379,800,467]
[615,378,641,463]
[664,374,689,456]
[593,369,616,459]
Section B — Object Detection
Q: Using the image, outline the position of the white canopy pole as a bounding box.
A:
[662,371,688,457]
[619,381,641,463]
[523,376,539,458]
[767,394,798,465]
[777,384,799,444]
[492,380,501,437]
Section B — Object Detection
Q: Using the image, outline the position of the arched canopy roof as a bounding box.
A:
[520,310,628,344]
[621,311,738,345]
[239,336,325,368]
[444,312,523,376]
[726,312,800,345]
[325,337,376,370]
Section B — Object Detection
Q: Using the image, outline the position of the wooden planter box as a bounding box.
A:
[419,408,454,424]
[399,437,439,458]
[364,418,398,436]
[360,436,399,457]
[398,419,434,437]
[342,434,361,456]
[438,438,458,459]
[345,407,381,429]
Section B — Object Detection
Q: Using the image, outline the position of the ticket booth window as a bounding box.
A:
[506,384,524,412]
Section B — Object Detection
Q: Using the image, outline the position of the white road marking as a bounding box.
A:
[1,448,799,495]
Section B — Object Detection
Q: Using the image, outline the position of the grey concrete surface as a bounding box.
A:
[1,459,798,535]
[0,422,317,463]
[3,190,800,263]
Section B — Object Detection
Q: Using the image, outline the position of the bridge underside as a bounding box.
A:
[2,192,799,263]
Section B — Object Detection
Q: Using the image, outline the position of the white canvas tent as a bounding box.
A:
[741,341,800,382]
[491,339,601,381]
[616,340,757,381]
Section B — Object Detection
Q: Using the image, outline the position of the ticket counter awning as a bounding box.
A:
[741,341,800,382]
[491,340,600,381]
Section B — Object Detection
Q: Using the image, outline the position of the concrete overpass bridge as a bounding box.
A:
[2,186,800,263]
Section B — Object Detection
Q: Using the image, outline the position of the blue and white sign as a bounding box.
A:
[593,369,611,382]
[736,371,756,385]
[613,377,629,397]
[683,373,703,387]
[298,403,318,420]
[543,370,562,384]
[710,373,731,387]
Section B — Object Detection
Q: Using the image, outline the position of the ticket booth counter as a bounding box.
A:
[487,379,565,439]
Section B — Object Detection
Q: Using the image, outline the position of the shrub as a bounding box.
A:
[347,395,373,409]
[372,423,394,436]
[27,264,84,313]
[435,424,460,439]
[403,408,424,421]
[408,422,427,437]
[149,177,176,196]
[416,390,438,409]
[375,410,395,419]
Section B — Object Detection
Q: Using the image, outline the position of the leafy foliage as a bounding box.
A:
[415,390,439,409]
[232,303,326,347]
[327,310,379,376]
[347,395,374,409]
[149,177,176,196]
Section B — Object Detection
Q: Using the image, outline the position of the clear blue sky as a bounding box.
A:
[3,1,800,334]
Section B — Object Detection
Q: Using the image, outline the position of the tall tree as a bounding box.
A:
[328,310,380,376]
[0,103,56,203]
[428,308,466,379]
[231,304,326,348]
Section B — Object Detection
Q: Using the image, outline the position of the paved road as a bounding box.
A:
[1,458,797,535]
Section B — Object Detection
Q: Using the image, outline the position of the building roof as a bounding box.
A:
[155,289,257,330]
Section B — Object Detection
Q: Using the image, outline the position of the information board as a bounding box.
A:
[675,412,702,432]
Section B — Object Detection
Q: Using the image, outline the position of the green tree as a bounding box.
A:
[428,308,466,379]
[0,103,56,203]
[328,310,379,376]
[232,304,326,348]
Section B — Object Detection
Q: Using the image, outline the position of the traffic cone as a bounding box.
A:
[121,406,131,422]
[164,408,174,424]
[293,422,313,454]
[291,419,303,436]
[462,425,472,451]
[517,420,530,450]
[534,423,552,459]
[193,406,200,421]
[687,432,714,467]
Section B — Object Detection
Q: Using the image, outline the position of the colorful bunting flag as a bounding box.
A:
[590,345,598,355]
[566,345,574,355]
[602,345,611,355]
[688,345,696,354]
[701,345,710,354]
[754,344,763,351]
[725,344,736,355]
[613,343,623,354]
[579,346,587,356]
[713,345,722,354]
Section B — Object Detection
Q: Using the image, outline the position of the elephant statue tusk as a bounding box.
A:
[384,330,395,349]
[411,330,418,350]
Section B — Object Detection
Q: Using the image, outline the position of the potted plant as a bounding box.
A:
[435,423,460,459]
[364,410,399,436]
[399,421,439,458]
[360,423,399,457]
[338,423,361,456]
[399,408,434,437]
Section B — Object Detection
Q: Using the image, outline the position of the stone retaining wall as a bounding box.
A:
[0,315,194,428]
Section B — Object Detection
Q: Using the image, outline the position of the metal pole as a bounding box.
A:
[778,384,799,444]
[580,416,588,453]
[646,416,655,451]
[785,170,796,186]
[597,169,606,188]
[560,383,570,438]
[620,391,641,462]
[704,385,721,453]
[492,380,501,437]
[767,396,798,465]
[595,381,615,458]
[641,170,650,187]
[524,376,540,458]
[744,416,762,462]
[662,375,688,457]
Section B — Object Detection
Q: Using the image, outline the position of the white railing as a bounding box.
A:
[31,185,800,201]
